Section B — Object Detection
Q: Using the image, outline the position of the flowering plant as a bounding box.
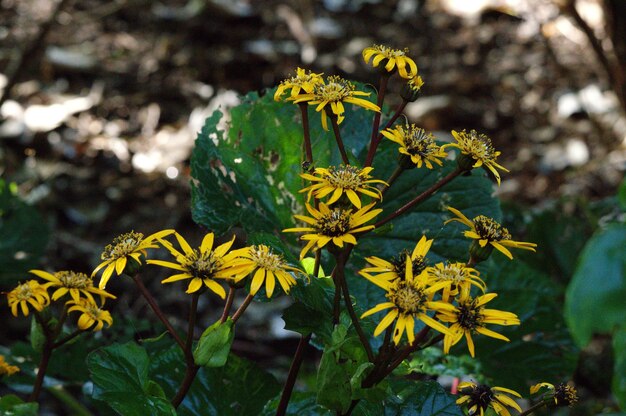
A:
[1,45,587,415]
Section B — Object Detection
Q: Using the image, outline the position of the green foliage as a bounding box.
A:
[0,395,38,416]
[193,318,234,367]
[383,380,463,416]
[86,342,177,416]
[0,179,49,283]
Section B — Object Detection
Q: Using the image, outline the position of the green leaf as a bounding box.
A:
[384,380,463,416]
[613,328,626,409]
[0,395,38,416]
[261,392,332,416]
[29,317,45,353]
[0,179,49,283]
[565,223,626,346]
[618,177,626,210]
[86,342,176,416]
[193,318,234,367]
[316,347,353,413]
[282,275,334,341]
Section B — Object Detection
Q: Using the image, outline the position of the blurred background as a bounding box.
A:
[1,0,625,414]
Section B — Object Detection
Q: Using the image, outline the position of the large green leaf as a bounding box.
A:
[384,380,463,416]
[565,223,626,346]
[0,395,38,416]
[0,180,49,283]
[86,342,176,416]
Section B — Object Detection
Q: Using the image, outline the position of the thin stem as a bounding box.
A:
[171,364,200,408]
[329,112,350,165]
[313,250,322,277]
[379,99,408,135]
[275,334,312,416]
[129,273,185,351]
[299,103,313,166]
[518,401,547,416]
[335,250,374,362]
[220,287,236,323]
[332,267,341,325]
[364,73,391,167]
[52,328,85,349]
[171,293,201,408]
[28,338,53,402]
[231,293,255,323]
[374,167,462,229]
[186,293,200,353]
[381,165,404,197]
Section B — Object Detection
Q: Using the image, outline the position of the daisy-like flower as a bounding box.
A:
[400,74,425,102]
[361,257,455,345]
[300,165,387,208]
[294,75,380,131]
[228,245,304,298]
[445,207,537,260]
[382,124,447,169]
[442,129,509,185]
[148,232,242,298]
[93,229,174,289]
[67,298,113,331]
[31,269,115,304]
[425,262,485,303]
[0,355,20,376]
[437,286,520,357]
[274,67,324,101]
[456,382,522,416]
[531,382,578,407]
[362,44,418,79]
[283,202,382,259]
[6,280,50,317]
[359,235,433,283]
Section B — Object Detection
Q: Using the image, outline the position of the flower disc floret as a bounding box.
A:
[442,129,509,185]
[93,229,174,289]
[283,202,382,259]
[294,75,380,131]
[274,67,324,101]
[362,44,418,79]
[361,257,455,345]
[382,125,446,169]
[360,235,433,283]
[445,207,537,260]
[7,280,50,317]
[31,269,115,303]
[300,165,386,208]
[456,382,522,416]
[148,232,244,298]
[67,298,113,331]
[229,244,304,298]
[437,286,520,357]
[401,75,425,101]
[425,262,485,302]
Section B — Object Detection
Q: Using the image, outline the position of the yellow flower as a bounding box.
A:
[93,229,174,289]
[442,129,509,185]
[300,165,387,208]
[274,67,324,101]
[437,286,520,357]
[456,382,522,416]
[6,280,50,317]
[425,262,485,303]
[31,269,115,304]
[229,245,304,298]
[67,298,113,331]
[0,355,19,376]
[382,124,447,169]
[362,45,418,79]
[361,257,455,345]
[531,382,578,407]
[148,232,242,298]
[283,202,382,259]
[445,207,537,260]
[359,235,433,283]
[294,75,380,131]
[400,74,425,102]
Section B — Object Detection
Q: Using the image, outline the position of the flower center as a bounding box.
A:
[456,301,483,330]
[428,263,467,283]
[15,283,34,300]
[472,216,511,241]
[554,384,578,407]
[317,208,352,236]
[463,384,495,410]
[388,281,425,314]
[403,127,438,157]
[56,271,92,289]
[390,250,427,277]
[325,165,364,190]
[372,44,408,58]
[465,130,497,161]
[184,250,222,279]
[316,76,354,102]
[249,245,284,272]
[102,231,144,260]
